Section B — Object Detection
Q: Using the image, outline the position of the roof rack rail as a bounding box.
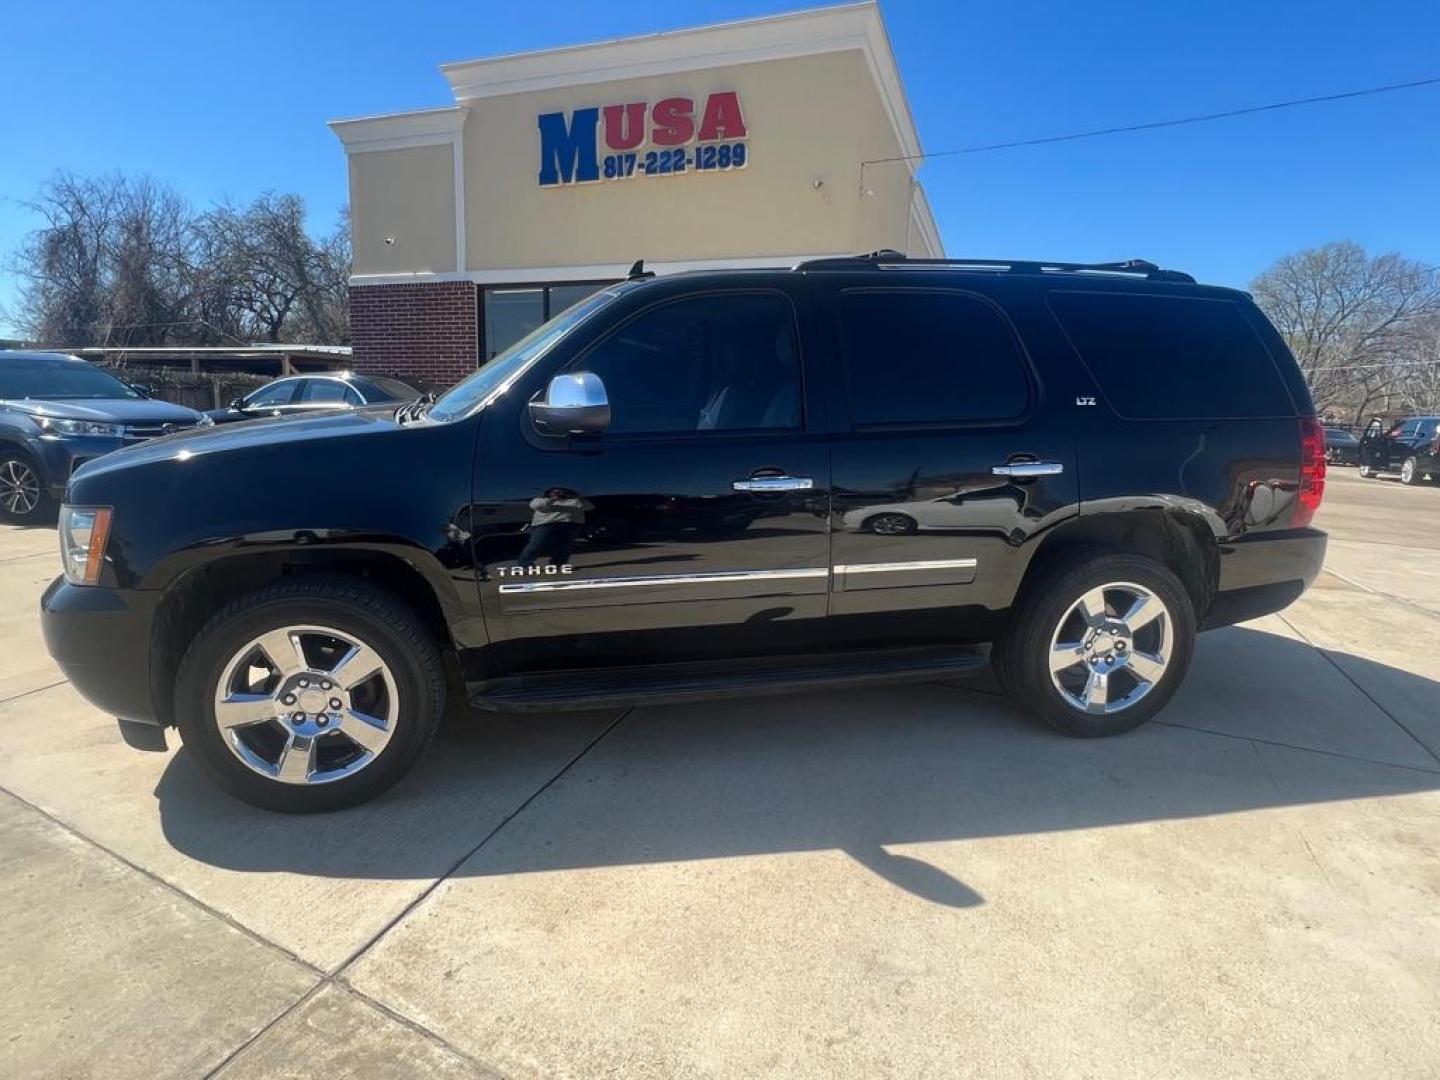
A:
[796,251,1196,284]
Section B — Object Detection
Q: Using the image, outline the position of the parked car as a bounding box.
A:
[1,351,207,523]
[41,253,1327,812]
[1358,415,1440,484]
[1322,425,1361,466]
[205,372,421,424]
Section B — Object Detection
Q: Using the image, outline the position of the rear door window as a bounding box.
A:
[297,379,352,405]
[1047,292,1294,420]
[837,290,1032,427]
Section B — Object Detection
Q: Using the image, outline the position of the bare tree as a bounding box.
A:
[1251,242,1440,425]
[10,172,351,348]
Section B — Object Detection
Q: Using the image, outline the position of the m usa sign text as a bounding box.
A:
[537,92,749,187]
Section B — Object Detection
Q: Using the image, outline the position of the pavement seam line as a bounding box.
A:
[336,980,515,1080]
[0,782,328,980]
[0,678,69,706]
[330,706,634,977]
[201,982,329,1079]
[0,784,512,1078]
[1153,720,1440,776]
[1276,611,1440,766]
[1321,566,1440,622]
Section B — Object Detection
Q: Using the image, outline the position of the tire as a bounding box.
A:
[0,450,50,524]
[174,575,445,812]
[865,512,918,535]
[1399,457,1419,485]
[1358,465,1375,478]
[996,552,1196,737]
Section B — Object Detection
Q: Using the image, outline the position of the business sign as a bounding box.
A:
[537,92,749,187]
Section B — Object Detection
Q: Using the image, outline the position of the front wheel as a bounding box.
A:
[1358,464,1375,478]
[996,553,1196,737]
[1399,457,1419,485]
[174,576,445,812]
[0,451,50,523]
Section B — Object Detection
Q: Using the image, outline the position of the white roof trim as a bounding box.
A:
[909,185,944,258]
[349,253,847,288]
[329,106,468,153]
[438,1,922,171]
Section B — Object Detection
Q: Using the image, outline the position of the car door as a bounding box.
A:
[240,378,300,418]
[818,282,1078,642]
[468,286,832,673]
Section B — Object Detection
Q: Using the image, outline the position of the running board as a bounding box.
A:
[467,644,990,713]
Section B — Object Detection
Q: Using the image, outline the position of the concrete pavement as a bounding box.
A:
[2,471,1438,1078]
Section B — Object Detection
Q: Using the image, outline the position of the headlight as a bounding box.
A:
[59,505,113,586]
[195,415,215,427]
[41,418,125,438]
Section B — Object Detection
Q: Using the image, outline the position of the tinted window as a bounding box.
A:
[1049,292,1293,420]
[838,291,1030,426]
[245,380,297,407]
[575,292,800,435]
[0,358,139,400]
[431,290,620,422]
[298,379,352,404]
[368,377,419,401]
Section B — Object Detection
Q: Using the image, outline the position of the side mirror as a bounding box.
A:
[529,372,610,435]
[229,398,245,411]
[129,383,152,397]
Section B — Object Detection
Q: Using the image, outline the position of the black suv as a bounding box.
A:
[1358,415,1440,484]
[40,255,1328,812]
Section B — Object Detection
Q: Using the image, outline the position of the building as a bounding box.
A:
[330,0,942,387]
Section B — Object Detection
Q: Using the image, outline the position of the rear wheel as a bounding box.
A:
[1399,457,1419,485]
[997,553,1196,737]
[174,576,445,812]
[0,451,48,523]
[1358,464,1376,478]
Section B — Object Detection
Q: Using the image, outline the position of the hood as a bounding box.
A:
[73,404,411,480]
[3,397,204,424]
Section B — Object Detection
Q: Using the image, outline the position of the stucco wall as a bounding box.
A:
[349,143,456,275]
[458,50,912,270]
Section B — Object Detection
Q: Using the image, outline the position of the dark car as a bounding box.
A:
[1322,425,1361,466]
[1358,415,1440,485]
[205,372,421,424]
[0,351,207,523]
[40,253,1327,812]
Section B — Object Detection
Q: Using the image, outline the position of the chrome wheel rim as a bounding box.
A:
[870,514,913,535]
[0,459,40,515]
[1048,581,1172,715]
[212,624,399,785]
[1401,460,1415,483]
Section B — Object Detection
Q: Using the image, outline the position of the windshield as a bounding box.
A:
[429,289,621,422]
[0,359,140,401]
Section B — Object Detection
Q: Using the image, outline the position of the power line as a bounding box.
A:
[864,76,1440,167]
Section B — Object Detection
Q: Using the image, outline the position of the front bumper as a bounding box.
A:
[1202,527,1327,629]
[40,577,161,725]
[32,434,128,497]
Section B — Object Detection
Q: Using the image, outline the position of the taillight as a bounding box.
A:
[1293,417,1326,527]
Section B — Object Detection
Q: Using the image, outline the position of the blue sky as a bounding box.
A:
[3,0,1437,336]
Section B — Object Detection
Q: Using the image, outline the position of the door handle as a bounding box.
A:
[991,461,1064,478]
[732,476,814,492]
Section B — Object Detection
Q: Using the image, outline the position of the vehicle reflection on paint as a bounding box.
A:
[838,472,1037,544]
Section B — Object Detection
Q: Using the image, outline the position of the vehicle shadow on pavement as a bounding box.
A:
[152,625,1440,908]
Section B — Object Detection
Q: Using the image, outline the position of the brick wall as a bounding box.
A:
[348,281,479,389]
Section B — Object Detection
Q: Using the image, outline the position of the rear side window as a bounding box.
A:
[839,291,1031,427]
[1048,292,1293,419]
